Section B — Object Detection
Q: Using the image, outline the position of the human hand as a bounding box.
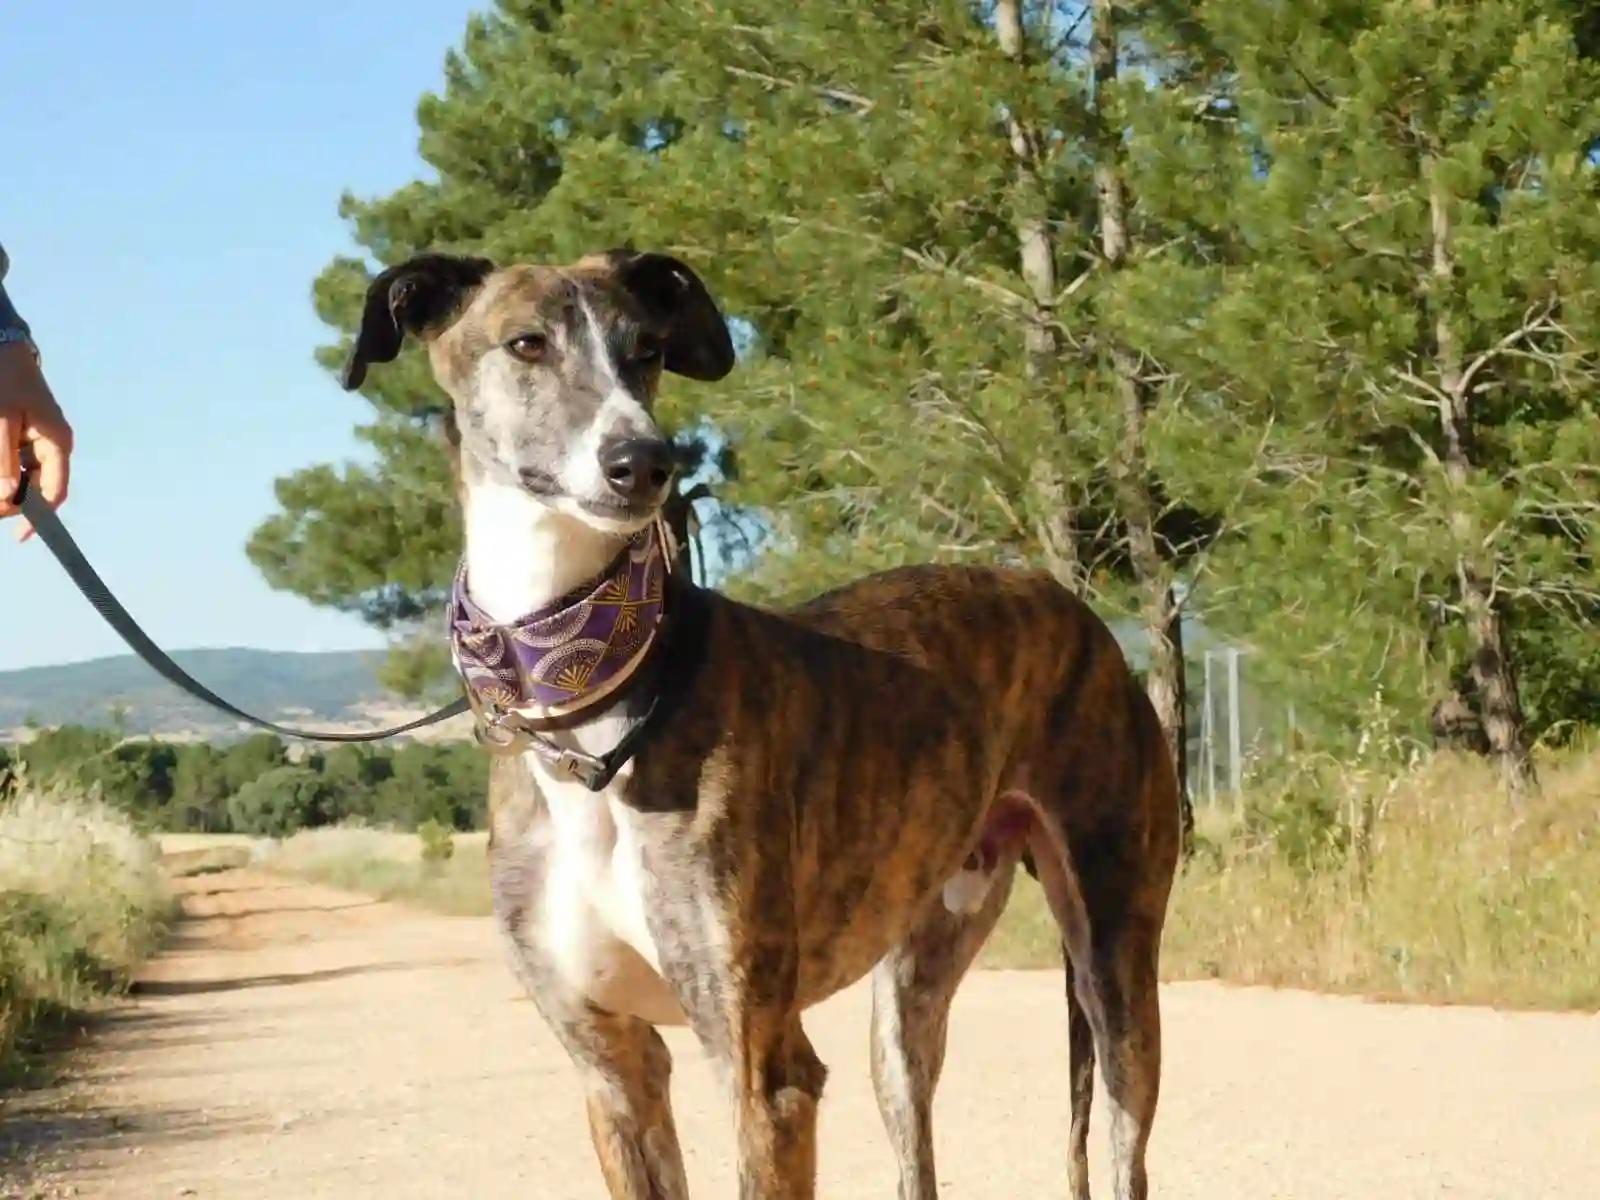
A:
[0,340,74,541]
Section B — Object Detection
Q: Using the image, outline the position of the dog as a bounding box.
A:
[340,249,1181,1200]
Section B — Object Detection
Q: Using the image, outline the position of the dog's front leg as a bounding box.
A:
[577,1009,690,1200]
[660,919,824,1197]
[728,1011,828,1200]
[549,1005,690,1200]
[492,826,688,1199]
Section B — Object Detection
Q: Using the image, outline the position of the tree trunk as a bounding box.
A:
[994,0,1057,377]
[1460,564,1534,795]
[1426,167,1537,800]
[1029,459,1086,592]
[1429,685,1489,755]
[995,0,1086,595]
[1091,0,1194,848]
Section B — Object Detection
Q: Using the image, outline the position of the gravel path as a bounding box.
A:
[4,868,1597,1198]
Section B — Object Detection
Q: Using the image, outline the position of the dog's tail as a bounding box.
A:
[1018,669,1178,879]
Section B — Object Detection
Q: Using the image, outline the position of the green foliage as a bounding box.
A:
[491,1,1181,607]
[1238,691,1424,875]
[0,784,170,1080]
[226,765,335,838]
[166,743,233,833]
[417,818,456,864]
[1511,606,1600,745]
[372,742,489,831]
[1146,0,1600,745]
[242,0,1598,772]
[11,725,117,788]
[219,734,290,794]
[9,724,490,839]
[0,891,120,1041]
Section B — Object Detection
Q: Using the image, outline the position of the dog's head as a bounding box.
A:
[341,250,734,531]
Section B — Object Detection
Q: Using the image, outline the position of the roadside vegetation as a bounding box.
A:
[992,743,1599,1011]
[0,777,172,1083]
[245,738,1598,1013]
[7,714,1595,1014]
[0,727,487,839]
[254,823,491,918]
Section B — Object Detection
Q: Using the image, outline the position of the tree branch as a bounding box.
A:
[1454,300,1564,402]
[722,65,876,113]
[770,215,1039,316]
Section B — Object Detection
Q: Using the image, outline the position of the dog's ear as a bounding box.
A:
[340,253,495,391]
[606,250,736,382]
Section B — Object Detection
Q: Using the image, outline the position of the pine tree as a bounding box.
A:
[248,0,1600,809]
[1140,0,1600,793]
[544,1,1238,840]
[248,1,1255,837]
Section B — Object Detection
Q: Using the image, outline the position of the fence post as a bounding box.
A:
[1227,646,1243,811]
[1201,649,1215,808]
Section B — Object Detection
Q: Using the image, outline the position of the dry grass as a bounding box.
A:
[258,826,491,917]
[157,833,261,856]
[987,747,1599,1010]
[252,748,1597,1011]
[1164,748,1598,1009]
[0,782,172,1081]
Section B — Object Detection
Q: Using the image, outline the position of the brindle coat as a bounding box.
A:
[342,250,1180,1200]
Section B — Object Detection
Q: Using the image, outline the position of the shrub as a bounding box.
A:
[417,818,456,865]
[226,765,335,837]
[261,827,490,917]
[6,725,493,839]
[1158,745,1600,1008]
[0,778,171,1079]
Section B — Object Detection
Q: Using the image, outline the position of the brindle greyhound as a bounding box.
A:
[341,249,1180,1200]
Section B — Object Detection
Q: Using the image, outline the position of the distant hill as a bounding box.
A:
[0,615,1240,745]
[0,647,414,742]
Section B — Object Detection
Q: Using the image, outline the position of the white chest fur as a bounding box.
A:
[523,742,687,1027]
[458,475,687,1026]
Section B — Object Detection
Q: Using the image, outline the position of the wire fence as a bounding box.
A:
[1121,626,1291,809]
[1189,646,1289,810]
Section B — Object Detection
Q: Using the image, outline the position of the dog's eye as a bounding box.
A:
[628,338,664,367]
[505,333,548,363]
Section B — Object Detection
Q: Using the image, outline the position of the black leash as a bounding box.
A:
[11,462,470,744]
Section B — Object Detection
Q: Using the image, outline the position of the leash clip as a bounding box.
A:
[551,747,609,791]
[470,703,608,789]
[471,701,531,756]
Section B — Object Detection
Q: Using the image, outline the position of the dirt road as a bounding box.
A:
[5,868,1598,1199]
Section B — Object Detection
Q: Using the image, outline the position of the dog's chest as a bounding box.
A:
[523,754,688,1027]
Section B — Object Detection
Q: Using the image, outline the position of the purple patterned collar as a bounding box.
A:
[449,524,667,714]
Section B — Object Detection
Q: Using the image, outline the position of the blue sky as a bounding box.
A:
[1,1,485,670]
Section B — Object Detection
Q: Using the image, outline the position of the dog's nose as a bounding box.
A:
[598,438,675,502]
